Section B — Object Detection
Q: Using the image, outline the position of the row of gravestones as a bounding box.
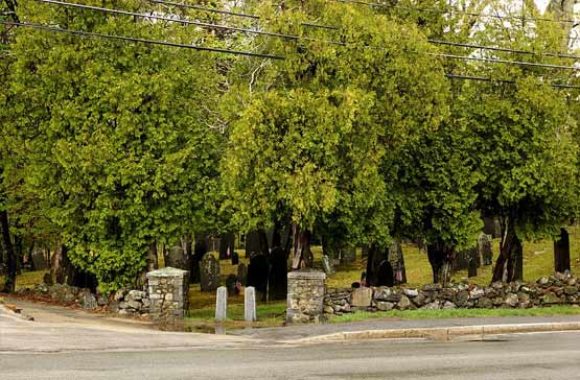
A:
[197,250,288,301]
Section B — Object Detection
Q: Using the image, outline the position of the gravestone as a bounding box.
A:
[199,254,220,292]
[321,255,334,275]
[244,286,257,322]
[350,287,372,308]
[165,244,188,270]
[215,286,227,322]
[467,247,479,277]
[268,247,288,300]
[554,228,571,274]
[225,274,239,296]
[190,237,208,283]
[219,233,235,260]
[237,263,248,286]
[231,251,239,265]
[478,233,493,265]
[376,260,394,287]
[247,254,268,296]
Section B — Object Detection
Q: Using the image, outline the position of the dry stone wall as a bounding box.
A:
[325,273,580,315]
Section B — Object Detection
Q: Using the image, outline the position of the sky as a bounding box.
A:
[535,0,549,13]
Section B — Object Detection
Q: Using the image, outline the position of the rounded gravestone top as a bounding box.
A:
[146,267,189,278]
[287,269,326,280]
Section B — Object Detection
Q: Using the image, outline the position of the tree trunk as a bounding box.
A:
[492,216,522,283]
[427,241,453,284]
[291,224,312,269]
[49,244,77,285]
[146,241,158,272]
[554,227,571,274]
[388,239,407,284]
[1,210,16,293]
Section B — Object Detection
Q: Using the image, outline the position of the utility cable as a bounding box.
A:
[0,20,285,59]
[445,73,580,89]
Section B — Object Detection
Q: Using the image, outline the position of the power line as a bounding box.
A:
[445,73,580,89]
[438,53,578,70]
[328,0,580,25]
[0,20,285,59]
[36,0,300,41]
[148,0,259,20]
[147,0,337,30]
[428,39,580,61]
[26,1,580,71]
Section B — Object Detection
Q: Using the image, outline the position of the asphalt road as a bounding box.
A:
[2,332,580,380]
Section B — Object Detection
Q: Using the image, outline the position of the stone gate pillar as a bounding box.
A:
[146,267,189,322]
[286,270,326,323]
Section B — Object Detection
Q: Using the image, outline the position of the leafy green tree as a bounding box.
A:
[4,0,223,291]
[223,1,449,268]
[0,0,20,292]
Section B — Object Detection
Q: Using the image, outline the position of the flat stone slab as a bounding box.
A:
[146,267,189,278]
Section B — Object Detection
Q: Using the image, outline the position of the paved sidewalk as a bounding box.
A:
[0,297,254,354]
[231,314,580,342]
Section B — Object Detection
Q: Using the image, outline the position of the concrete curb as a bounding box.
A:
[290,322,580,344]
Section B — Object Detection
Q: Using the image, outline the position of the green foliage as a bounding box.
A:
[3,1,223,291]
[223,3,449,246]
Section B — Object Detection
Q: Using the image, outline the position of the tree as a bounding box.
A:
[0,0,20,292]
[4,0,223,291]
[222,1,449,269]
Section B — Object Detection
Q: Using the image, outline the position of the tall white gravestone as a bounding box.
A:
[244,286,257,322]
[215,286,227,322]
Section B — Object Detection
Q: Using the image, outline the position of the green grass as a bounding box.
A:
[329,305,580,323]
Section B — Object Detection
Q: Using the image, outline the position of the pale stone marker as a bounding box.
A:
[244,286,256,322]
[350,287,373,308]
[215,286,227,322]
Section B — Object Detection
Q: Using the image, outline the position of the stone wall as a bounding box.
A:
[146,267,189,321]
[287,270,326,323]
[325,273,580,315]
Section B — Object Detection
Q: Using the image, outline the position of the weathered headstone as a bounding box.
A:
[268,247,288,300]
[350,287,372,308]
[190,237,208,284]
[199,254,220,292]
[554,228,571,274]
[244,286,256,322]
[376,260,394,287]
[321,255,334,275]
[215,286,227,322]
[237,263,248,286]
[165,244,188,270]
[219,233,235,260]
[231,251,239,265]
[467,247,479,277]
[478,233,493,266]
[247,254,268,296]
[225,274,239,296]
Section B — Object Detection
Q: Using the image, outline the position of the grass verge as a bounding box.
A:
[328,305,580,323]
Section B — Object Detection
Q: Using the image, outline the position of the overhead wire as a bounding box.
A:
[35,0,301,41]
[445,73,580,89]
[328,0,580,25]
[0,20,285,59]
